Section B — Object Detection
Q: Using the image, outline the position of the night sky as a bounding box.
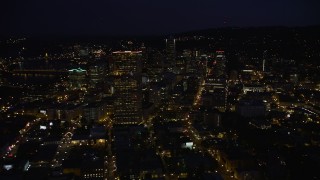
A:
[1,0,320,36]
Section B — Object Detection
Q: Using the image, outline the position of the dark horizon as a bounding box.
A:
[1,0,320,38]
[1,24,320,40]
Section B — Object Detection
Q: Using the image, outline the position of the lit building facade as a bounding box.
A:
[110,51,142,124]
[214,50,226,78]
[203,76,228,112]
[68,68,87,90]
[88,64,105,87]
[165,37,176,69]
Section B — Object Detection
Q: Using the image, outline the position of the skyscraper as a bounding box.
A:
[110,51,142,124]
[214,50,226,78]
[262,50,268,72]
[68,67,87,90]
[165,36,176,69]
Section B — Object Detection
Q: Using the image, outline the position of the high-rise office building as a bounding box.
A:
[68,67,87,90]
[88,63,106,87]
[262,50,268,72]
[203,75,228,112]
[214,50,226,78]
[165,37,176,69]
[110,51,142,124]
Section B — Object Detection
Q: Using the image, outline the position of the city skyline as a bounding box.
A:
[1,1,320,179]
[1,25,320,180]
